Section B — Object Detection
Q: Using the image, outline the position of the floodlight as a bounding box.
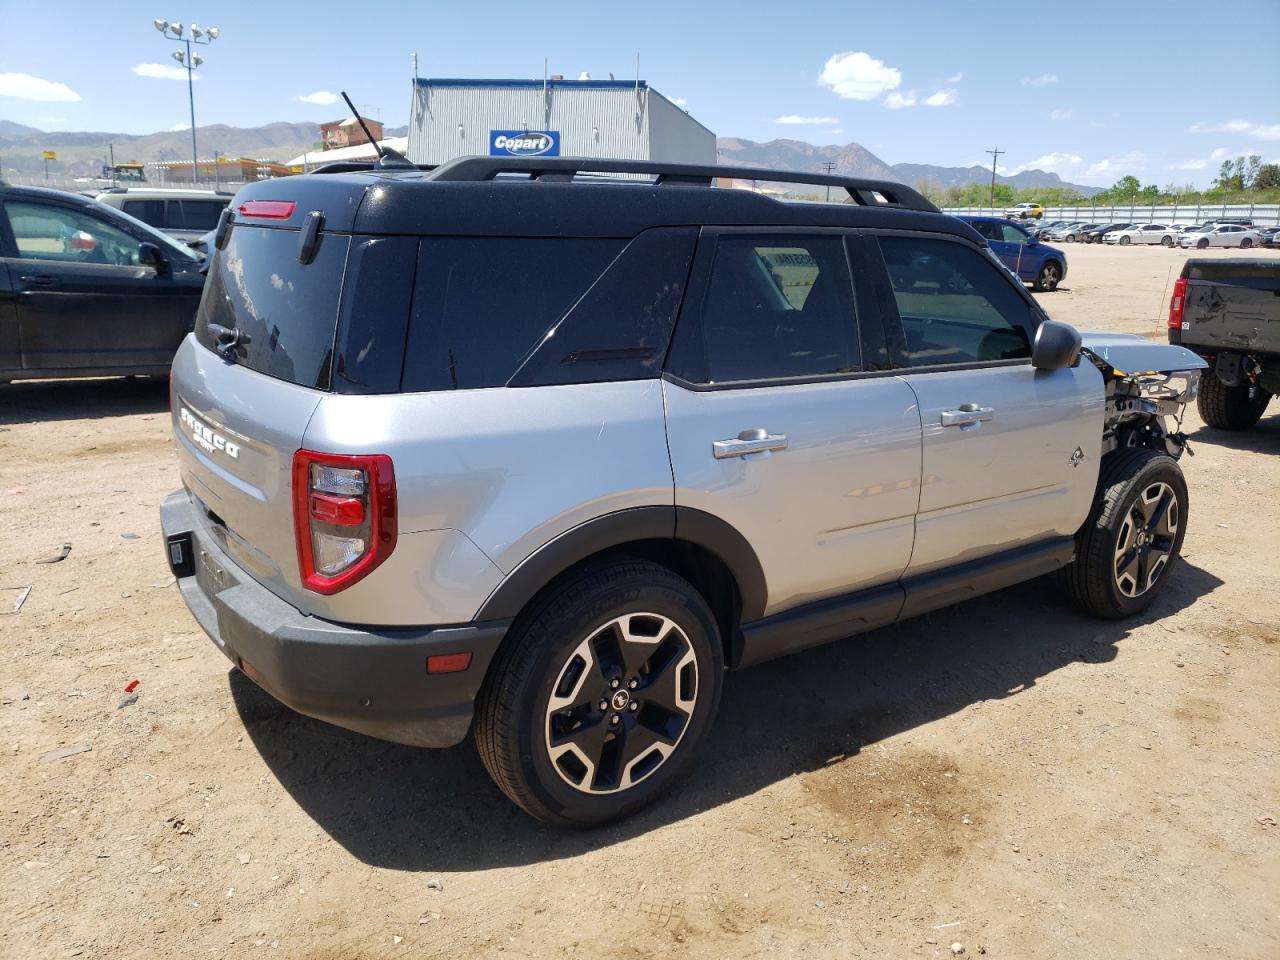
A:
[153,19,168,32]
[191,53,203,67]
[172,50,184,64]
[207,26,219,39]
[170,22,183,37]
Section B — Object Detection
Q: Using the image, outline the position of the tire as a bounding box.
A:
[1066,234,1076,243]
[1241,237,1253,249]
[1197,238,1209,249]
[1119,235,1131,246]
[1034,260,1062,292]
[1059,449,1188,620]
[1197,374,1271,430]
[474,558,724,827]
[1161,235,1173,247]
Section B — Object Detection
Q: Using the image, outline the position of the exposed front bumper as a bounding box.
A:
[160,490,509,748]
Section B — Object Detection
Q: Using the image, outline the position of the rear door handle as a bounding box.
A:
[20,275,55,286]
[713,428,788,459]
[940,404,995,427]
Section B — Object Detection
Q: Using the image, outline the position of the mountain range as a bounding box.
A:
[0,121,1098,196]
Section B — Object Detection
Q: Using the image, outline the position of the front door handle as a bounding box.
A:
[940,404,995,427]
[713,428,788,459]
[19,275,55,286]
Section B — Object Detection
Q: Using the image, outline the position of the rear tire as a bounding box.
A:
[1197,375,1271,430]
[1241,237,1253,249]
[474,559,724,827]
[1161,235,1173,247]
[1059,449,1188,620]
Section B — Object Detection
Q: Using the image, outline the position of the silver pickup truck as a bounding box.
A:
[1169,258,1280,430]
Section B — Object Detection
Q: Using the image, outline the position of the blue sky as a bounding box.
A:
[1,0,1277,186]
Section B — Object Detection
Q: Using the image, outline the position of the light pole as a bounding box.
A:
[152,18,220,185]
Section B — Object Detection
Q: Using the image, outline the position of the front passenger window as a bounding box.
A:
[877,236,1034,366]
[5,201,143,266]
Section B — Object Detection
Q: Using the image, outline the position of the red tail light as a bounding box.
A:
[238,200,296,220]
[292,450,396,594]
[1168,277,1188,330]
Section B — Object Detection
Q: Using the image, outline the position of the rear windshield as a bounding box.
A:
[196,224,350,389]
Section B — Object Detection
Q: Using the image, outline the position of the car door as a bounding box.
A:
[997,222,1038,280]
[663,229,922,623]
[0,197,195,371]
[867,231,1102,615]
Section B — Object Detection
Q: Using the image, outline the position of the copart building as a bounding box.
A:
[406,77,715,166]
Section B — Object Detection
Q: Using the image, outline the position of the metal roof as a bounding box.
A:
[415,77,649,90]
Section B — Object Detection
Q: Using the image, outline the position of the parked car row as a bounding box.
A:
[1027,218,1269,249]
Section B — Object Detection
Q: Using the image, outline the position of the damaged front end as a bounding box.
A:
[1080,333,1209,460]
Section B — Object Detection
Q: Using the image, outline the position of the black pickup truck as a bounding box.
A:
[1169,258,1280,430]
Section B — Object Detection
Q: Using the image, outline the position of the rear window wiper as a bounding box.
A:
[207,323,252,360]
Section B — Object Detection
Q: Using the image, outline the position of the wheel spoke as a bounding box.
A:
[1145,489,1173,532]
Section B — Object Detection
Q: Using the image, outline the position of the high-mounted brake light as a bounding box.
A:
[293,450,396,594]
[238,200,296,220]
[1168,276,1188,330]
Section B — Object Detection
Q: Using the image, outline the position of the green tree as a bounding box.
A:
[1244,154,1263,189]
[1253,163,1280,191]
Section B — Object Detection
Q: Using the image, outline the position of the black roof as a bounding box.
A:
[230,156,982,242]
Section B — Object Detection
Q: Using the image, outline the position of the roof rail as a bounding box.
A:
[308,160,437,175]
[427,156,938,212]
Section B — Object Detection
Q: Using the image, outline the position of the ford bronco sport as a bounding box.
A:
[161,156,1207,826]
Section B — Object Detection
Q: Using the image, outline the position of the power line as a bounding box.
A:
[822,161,835,203]
[986,147,1004,210]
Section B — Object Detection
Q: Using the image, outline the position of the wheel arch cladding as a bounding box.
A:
[474,506,768,660]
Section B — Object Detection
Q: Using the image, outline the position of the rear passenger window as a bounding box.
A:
[877,236,1033,366]
[673,235,859,385]
[401,238,624,392]
[122,199,166,228]
[177,200,227,231]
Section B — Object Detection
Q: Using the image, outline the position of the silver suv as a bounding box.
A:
[161,157,1207,825]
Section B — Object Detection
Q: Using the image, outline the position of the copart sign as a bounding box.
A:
[489,130,560,157]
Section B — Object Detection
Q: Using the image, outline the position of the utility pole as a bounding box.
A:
[986,147,1004,211]
[822,161,836,202]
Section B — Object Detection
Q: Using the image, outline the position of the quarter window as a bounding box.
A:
[675,235,860,384]
[877,236,1034,366]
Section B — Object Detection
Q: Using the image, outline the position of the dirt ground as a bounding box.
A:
[2,242,1278,960]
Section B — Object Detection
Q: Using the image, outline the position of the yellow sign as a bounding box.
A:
[42,150,57,161]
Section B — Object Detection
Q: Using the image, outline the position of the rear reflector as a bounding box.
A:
[426,652,473,675]
[238,200,296,220]
[309,492,365,526]
[237,657,261,683]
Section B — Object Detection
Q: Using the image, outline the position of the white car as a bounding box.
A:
[1103,223,1178,247]
[1177,224,1262,249]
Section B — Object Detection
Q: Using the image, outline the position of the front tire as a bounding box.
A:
[1034,261,1062,292]
[1197,238,1209,249]
[1161,235,1173,247]
[1119,235,1131,246]
[1197,374,1271,430]
[474,559,724,826]
[1241,237,1253,249]
[1060,449,1188,619]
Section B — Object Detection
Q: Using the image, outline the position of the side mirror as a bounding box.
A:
[1032,319,1081,370]
[1025,236,1039,247]
[138,242,166,270]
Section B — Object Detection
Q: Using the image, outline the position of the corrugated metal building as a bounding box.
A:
[407,78,715,167]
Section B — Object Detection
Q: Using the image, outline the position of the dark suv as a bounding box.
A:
[161,157,1206,825]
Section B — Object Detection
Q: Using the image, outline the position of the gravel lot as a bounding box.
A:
[2,242,1278,960]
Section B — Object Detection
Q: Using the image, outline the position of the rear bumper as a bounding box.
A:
[160,490,508,748]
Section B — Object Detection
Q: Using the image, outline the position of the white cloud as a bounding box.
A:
[924,88,957,107]
[169,122,191,131]
[295,91,338,106]
[884,90,918,110]
[0,72,81,102]
[133,63,197,82]
[1083,150,1146,179]
[1021,73,1058,86]
[1188,119,1280,141]
[1209,146,1233,160]
[1003,152,1084,176]
[819,51,902,101]
[825,128,845,136]
[1168,158,1208,171]
[944,72,964,83]
[670,97,688,106]
[775,114,840,125]
[1048,107,1075,121]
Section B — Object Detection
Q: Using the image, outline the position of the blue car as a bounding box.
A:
[958,216,1067,292]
